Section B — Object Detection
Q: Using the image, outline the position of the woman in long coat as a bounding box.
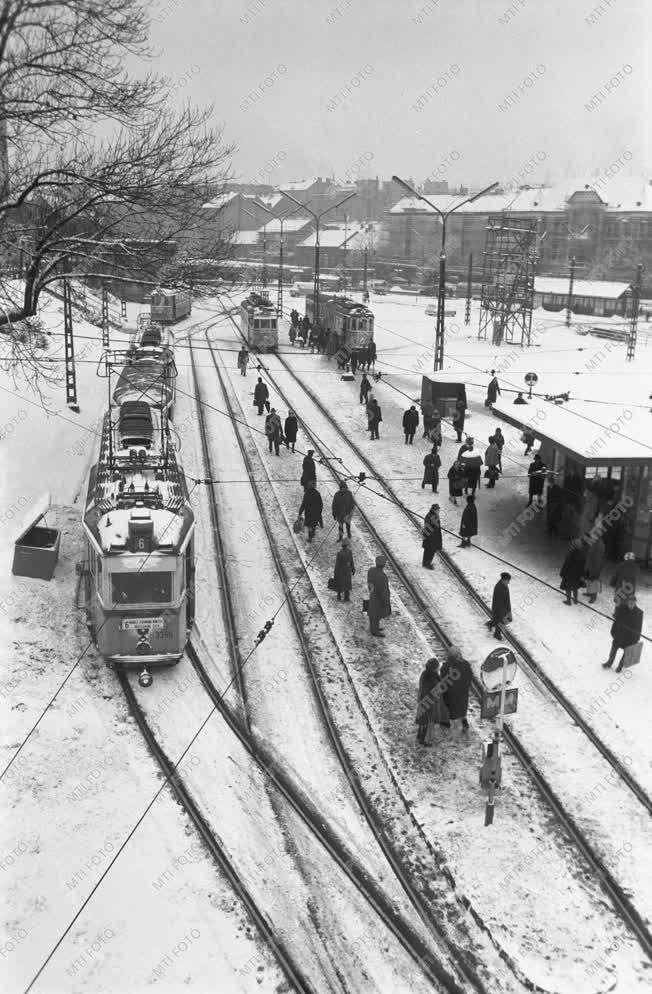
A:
[367,555,390,636]
[422,447,441,492]
[583,536,605,604]
[298,481,323,543]
[560,538,586,605]
[415,658,450,745]
[448,461,464,506]
[422,504,442,568]
[441,646,472,730]
[459,495,478,548]
[333,538,355,601]
[284,410,298,452]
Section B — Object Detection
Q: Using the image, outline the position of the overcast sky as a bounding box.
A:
[149,0,650,189]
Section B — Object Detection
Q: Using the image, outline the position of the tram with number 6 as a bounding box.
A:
[240,291,279,352]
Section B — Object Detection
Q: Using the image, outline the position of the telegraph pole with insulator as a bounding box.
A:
[63,279,79,412]
[566,256,575,328]
[465,252,473,325]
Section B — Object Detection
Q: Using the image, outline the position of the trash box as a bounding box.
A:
[12,508,60,581]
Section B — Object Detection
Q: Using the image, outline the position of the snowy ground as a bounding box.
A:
[2,288,651,993]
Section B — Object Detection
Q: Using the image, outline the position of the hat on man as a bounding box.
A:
[375,555,387,567]
[500,571,511,580]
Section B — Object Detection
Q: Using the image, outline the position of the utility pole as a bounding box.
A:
[63,280,79,412]
[465,252,473,325]
[392,176,498,370]
[566,255,575,328]
[363,245,368,294]
[101,285,110,348]
[280,189,356,337]
[627,263,643,362]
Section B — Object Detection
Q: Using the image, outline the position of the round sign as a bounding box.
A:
[480,647,517,691]
[525,372,538,386]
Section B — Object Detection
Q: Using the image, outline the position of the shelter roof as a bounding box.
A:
[534,277,631,299]
[492,398,652,466]
[258,217,312,234]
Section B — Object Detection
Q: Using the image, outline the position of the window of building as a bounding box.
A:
[111,571,173,604]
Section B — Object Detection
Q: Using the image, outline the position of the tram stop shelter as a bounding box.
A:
[492,398,652,565]
[421,373,467,421]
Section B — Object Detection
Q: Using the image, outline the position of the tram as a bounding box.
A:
[82,346,194,670]
[240,291,279,352]
[150,288,192,324]
[305,293,374,349]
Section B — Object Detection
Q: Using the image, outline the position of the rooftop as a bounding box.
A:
[258,217,313,234]
[534,277,632,299]
[493,398,652,466]
[202,191,239,210]
[298,223,366,249]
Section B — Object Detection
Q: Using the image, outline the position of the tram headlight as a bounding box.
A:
[138,668,153,688]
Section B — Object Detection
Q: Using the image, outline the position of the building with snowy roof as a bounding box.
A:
[533,277,632,317]
[492,397,652,563]
[294,223,369,269]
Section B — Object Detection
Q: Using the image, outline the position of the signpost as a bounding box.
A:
[524,371,538,399]
[479,647,518,825]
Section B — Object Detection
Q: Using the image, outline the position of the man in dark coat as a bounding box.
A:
[350,349,359,375]
[486,572,512,639]
[422,504,442,568]
[560,538,586,605]
[367,554,390,637]
[546,482,564,535]
[402,405,419,444]
[237,347,249,376]
[359,373,372,405]
[332,480,355,541]
[459,495,478,548]
[300,450,316,489]
[486,369,501,407]
[284,410,298,452]
[603,595,643,672]
[441,646,472,731]
[298,481,323,542]
[368,399,382,440]
[367,340,377,369]
[253,377,269,416]
[448,460,464,506]
[422,446,441,492]
[333,537,355,601]
[583,535,605,604]
[415,657,449,745]
[453,393,466,443]
[265,408,283,456]
[527,454,546,506]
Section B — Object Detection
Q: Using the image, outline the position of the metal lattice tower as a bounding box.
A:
[464,252,473,325]
[478,216,538,347]
[63,280,79,411]
[627,263,644,361]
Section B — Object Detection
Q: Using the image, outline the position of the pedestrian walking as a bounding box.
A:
[367,340,377,369]
[237,346,249,376]
[441,646,472,731]
[459,495,478,548]
[253,377,269,416]
[368,398,382,440]
[583,535,605,604]
[486,572,512,640]
[298,481,323,543]
[522,427,535,455]
[560,538,586,605]
[367,555,391,637]
[333,537,355,602]
[459,445,483,496]
[332,480,355,541]
[453,392,466,443]
[422,446,441,492]
[611,551,639,604]
[402,405,419,444]
[265,408,283,456]
[484,438,501,488]
[359,372,372,405]
[422,504,442,569]
[527,453,546,506]
[350,350,359,375]
[415,658,450,746]
[546,482,564,535]
[284,410,298,452]
[602,595,643,672]
[448,460,464,505]
[485,369,501,408]
[489,427,505,472]
[300,450,317,489]
[289,324,297,346]
[421,398,435,439]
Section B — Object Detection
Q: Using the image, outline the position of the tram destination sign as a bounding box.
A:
[121,617,165,632]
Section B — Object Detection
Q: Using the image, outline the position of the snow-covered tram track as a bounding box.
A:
[188,334,484,994]
[117,668,312,993]
[259,342,652,965]
[198,335,506,994]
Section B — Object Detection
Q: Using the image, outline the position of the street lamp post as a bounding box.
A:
[392,176,498,370]
[280,190,356,335]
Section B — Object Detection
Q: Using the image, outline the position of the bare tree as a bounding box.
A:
[0,0,236,373]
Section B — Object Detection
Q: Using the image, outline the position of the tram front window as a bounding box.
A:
[111,571,173,604]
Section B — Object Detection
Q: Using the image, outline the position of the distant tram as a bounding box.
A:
[150,289,192,324]
[305,293,374,349]
[240,291,279,352]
